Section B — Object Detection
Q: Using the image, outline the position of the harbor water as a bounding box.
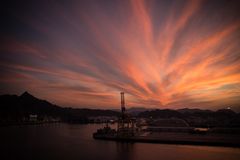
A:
[0,123,240,160]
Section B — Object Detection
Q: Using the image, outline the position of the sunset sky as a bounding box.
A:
[1,0,240,110]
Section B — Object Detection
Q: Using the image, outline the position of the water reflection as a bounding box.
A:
[116,142,135,160]
[0,123,239,160]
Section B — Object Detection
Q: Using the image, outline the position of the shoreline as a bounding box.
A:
[93,132,240,148]
[0,121,62,127]
[94,136,240,148]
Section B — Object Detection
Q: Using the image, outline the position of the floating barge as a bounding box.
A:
[93,92,240,148]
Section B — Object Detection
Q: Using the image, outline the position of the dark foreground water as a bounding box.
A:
[0,123,240,160]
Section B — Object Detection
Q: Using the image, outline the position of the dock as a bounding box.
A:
[93,131,240,148]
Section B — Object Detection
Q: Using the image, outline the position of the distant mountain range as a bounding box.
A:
[0,91,120,123]
[138,108,240,127]
[0,92,240,127]
[112,107,154,116]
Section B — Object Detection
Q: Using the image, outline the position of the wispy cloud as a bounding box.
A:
[1,0,240,109]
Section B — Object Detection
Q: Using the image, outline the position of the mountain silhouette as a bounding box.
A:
[0,92,239,126]
[0,91,120,123]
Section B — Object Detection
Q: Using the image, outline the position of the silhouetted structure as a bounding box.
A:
[93,92,136,138]
[117,92,136,137]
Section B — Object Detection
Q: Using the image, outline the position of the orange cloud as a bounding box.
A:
[1,0,240,110]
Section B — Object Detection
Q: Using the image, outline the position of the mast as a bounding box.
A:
[120,92,125,117]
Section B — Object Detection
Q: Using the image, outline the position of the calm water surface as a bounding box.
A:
[0,123,240,160]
